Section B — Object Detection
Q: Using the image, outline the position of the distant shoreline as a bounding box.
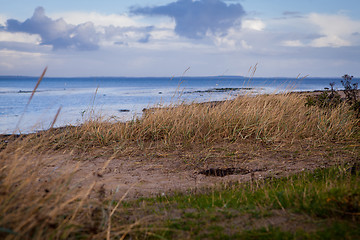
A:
[0,75,346,79]
[2,89,358,138]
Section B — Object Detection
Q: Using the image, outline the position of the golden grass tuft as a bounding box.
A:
[0,149,141,239]
[7,92,357,155]
[137,93,358,143]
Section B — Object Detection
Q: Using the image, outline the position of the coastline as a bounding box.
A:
[1,89,359,239]
[0,75,353,134]
[2,89,358,138]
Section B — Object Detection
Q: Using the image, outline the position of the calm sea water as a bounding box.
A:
[0,76,344,134]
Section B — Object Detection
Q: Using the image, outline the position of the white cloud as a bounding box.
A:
[308,13,360,47]
[6,7,100,50]
[309,13,360,38]
[310,35,351,48]
[282,40,304,47]
[202,12,360,56]
[0,32,40,44]
[241,40,252,49]
[213,34,236,48]
[154,17,176,29]
[150,28,177,41]
[0,49,48,72]
[52,12,142,28]
[269,13,360,48]
[0,49,45,57]
[0,14,6,25]
[243,19,265,31]
[4,7,157,51]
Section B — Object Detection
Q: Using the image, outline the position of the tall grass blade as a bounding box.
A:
[28,67,47,105]
[50,106,62,129]
[14,67,47,132]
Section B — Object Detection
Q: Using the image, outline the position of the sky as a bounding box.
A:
[0,0,360,77]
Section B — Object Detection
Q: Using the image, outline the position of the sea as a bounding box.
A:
[0,75,347,134]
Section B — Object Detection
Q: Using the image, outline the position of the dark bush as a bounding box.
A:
[306,75,359,118]
[305,84,341,109]
[341,75,358,103]
[341,74,359,117]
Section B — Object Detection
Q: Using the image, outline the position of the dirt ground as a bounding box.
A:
[34,140,358,200]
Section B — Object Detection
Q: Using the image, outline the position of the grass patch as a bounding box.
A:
[124,165,360,239]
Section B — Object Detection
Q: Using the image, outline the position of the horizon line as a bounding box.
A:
[0,74,345,79]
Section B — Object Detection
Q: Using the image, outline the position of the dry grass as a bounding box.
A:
[0,151,142,239]
[137,93,357,142]
[4,92,357,155]
[0,90,359,239]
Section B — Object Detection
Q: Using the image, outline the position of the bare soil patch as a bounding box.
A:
[34,140,358,200]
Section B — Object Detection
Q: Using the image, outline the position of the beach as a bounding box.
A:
[1,89,359,239]
[2,1,359,238]
[0,76,345,134]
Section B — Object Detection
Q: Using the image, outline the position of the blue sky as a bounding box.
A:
[0,0,359,77]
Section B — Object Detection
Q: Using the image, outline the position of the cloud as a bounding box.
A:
[131,0,245,39]
[5,7,100,50]
[138,33,151,43]
[282,40,304,47]
[0,14,6,27]
[0,31,40,44]
[52,12,140,28]
[3,7,158,51]
[260,13,360,49]
[243,19,265,31]
[308,13,360,47]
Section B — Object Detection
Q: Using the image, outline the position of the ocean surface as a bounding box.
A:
[0,75,345,134]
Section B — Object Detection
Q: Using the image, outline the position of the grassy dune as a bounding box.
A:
[0,92,359,239]
[6,93,358,152]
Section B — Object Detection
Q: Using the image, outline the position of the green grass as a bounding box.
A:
[114,165,360,239]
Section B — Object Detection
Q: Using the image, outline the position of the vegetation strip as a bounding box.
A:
[0,73,359,239]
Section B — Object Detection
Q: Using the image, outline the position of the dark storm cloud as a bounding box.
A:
[6,7,100,50]
[131,0,246,39]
